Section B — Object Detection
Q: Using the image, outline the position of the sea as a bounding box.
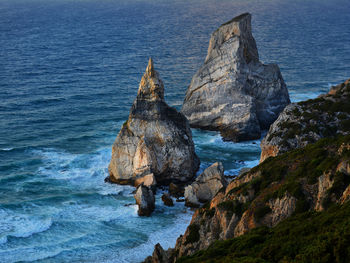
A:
[0,0,349,262]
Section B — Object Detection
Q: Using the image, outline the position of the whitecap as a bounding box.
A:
[0,209,52,244]
[0,147,14,151]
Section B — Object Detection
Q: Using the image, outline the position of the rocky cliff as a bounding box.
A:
[108,59,200,186]
[260,78,350,162]
[181,13,290,142]
[146,134,350,262]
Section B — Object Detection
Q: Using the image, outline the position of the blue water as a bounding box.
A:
[0,0,349,262]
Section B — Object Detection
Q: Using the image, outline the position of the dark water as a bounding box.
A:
[0,0,349,262]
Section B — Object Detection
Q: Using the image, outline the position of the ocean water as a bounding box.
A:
[0,0,349,262]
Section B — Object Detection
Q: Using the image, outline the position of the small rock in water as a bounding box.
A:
[161,193,174,207]
[134,184,155,216]
[169,182,185,198]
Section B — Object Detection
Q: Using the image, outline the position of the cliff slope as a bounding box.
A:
[260,78,350,162]
[146,134,350,262]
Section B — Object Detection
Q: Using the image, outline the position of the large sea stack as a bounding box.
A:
[181,13,290,142]
[108,59,200,186]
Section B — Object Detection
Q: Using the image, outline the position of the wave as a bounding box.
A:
[0,147,14,151]
[0,209,52,245]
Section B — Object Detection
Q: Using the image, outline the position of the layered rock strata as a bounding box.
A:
[181,13,290,142]
[184,162,227,207]
[108,59,200,186]
[260,78,350,162]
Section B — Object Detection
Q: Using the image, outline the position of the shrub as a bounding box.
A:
[184,224,200,245]
[254,205,272,221]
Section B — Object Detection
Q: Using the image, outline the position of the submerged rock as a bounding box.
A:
[108,58,200,186]
[181,13,290,142]
[134,184,155,216]
[184,162,227,207]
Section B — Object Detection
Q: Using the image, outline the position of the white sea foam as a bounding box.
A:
[0,209,52,244]
[0,147,14,151]
[18,128,259,263]
[101,206,194,263]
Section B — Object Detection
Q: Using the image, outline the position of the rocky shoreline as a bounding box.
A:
[104,12,350,263]
[144,79,350,263]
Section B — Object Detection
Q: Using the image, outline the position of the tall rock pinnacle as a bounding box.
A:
[181,13,290,142]
[137,58,164,101]
[108,59,200,186]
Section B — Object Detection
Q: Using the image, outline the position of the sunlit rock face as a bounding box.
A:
[182,13,290,142]
[108,59,200,186]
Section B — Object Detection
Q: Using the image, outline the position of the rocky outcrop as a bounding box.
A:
[108,59,200,186]
[144,243,171,263]
[161,193,174,207]
[181,13,290,142]
[184,162,227,207]
[134,184,155,216]
[146,134,350,261]
[260,78,350,162]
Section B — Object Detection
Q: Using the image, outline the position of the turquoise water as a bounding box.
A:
[0,0,349,262]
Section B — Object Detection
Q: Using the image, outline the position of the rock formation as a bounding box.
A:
[161,193,174,207]
[181,13,290,142]
[134,184,155,216]
[145,134,350,261]
[260,78,350,162]
[108,58,200,186]
[144,243,170,263]
[184,162,227,207]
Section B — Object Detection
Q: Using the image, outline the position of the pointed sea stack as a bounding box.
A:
[181,13,290,142]
[108,59,200,186]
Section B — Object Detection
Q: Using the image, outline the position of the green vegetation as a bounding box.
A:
[178,202,350,263]
[217,200,247,218]
[185,224,200,245]
[242,136,348,200]
[267,82,350,144]
[322,172,350,209]
[254,205,272,221]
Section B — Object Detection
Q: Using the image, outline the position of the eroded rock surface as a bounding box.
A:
[108,59,200,186]
[181,13,290,141]
[184,162,227,207]
[260,78,350,162]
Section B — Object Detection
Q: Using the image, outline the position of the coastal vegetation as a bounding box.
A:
[178,202,350,263]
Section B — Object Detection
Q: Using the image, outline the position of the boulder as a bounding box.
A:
[134,184,155,216]
[161,193,174,207]
[108,58,200,186]
[185,162,227,207]
[181,13,290,142]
